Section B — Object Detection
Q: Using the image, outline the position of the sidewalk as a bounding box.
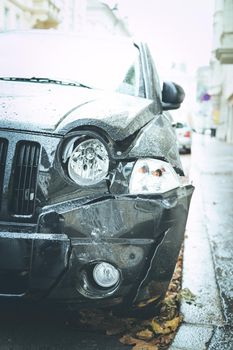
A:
[170,134,233,350]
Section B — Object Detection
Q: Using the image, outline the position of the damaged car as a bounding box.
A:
[0,30,194,314]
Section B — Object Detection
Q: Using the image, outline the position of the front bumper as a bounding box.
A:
[0,185,194,308]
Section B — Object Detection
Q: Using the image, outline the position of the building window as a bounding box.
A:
[16,14,20,29]
[4,7,10,30]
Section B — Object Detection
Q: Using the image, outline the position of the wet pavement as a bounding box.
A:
[0,301,131,350]
[170,133,233,350]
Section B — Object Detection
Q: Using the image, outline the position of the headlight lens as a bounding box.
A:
[129,158,181,194]
[68,138,109,185]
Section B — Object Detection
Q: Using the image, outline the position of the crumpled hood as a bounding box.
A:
[0,81,155,140]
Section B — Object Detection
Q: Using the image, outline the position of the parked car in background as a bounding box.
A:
[175,122,193,154]
[0,30,194,315]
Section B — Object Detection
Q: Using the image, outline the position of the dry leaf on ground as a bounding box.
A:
[132,342,159,350]
[178,288,196,304]
[137,296,160,308]
[151,315,182,335]
[136,329,154,340]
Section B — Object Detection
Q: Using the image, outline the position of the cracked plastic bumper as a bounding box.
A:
[0,184,194,308]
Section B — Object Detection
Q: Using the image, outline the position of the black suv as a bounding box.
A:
[0,30,194,313]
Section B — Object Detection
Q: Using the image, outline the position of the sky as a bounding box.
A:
[112,0,215,75]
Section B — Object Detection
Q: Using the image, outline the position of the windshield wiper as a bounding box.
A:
[0,77,91,88]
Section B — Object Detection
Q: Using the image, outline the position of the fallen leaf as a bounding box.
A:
[151,319,168,335]
[137,296,160,308]
[164,316,182,332]
[158,333,175,345]
[162,295,177,308]
[136,329,154,340]
[119,334,138,345]
[132,341,159,350]
[151,316,182,335]
[178,288,196,303]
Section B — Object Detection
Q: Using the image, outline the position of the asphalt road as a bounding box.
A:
[0,301,132,350]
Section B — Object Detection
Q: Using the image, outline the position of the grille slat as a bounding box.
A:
[0,138,8,210]
[11,141,40,216]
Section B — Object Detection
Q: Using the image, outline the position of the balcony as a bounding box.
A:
[32,0,62,28]
[9,0,62,28]
[213,0,233,64]
[216,47,233,64]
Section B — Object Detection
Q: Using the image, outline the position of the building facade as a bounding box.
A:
[211,0,233,143]
[0,0,62,30]
[58,0,130,36]
[0,0,130,36]
[196,66,213,133]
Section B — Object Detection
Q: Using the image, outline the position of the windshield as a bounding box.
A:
[0,31,144,97]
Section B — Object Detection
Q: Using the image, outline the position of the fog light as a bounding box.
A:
[93,262,120,288]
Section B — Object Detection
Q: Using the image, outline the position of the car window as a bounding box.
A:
[139,43,162,109]
[0,31,145,98]
[117,57,145,97]
[176,122,184,128]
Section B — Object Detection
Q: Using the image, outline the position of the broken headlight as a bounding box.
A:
[129,158,181,194]
[67,138,109,185]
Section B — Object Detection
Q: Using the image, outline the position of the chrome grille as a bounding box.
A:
[11,141,40,216]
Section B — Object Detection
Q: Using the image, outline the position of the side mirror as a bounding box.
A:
[162,81,185,111]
